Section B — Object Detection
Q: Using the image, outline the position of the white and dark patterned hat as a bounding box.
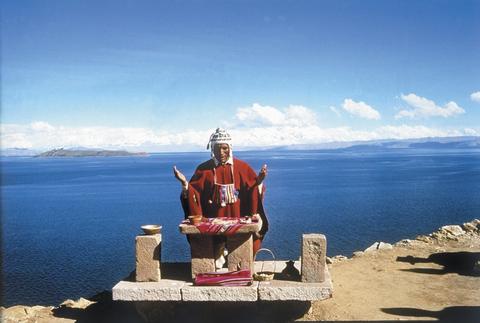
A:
[207,128,232,150]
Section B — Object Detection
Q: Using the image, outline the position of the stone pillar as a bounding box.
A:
[301,234,326,283]
[136,234,161,282]
[227,234,253,272]
[189,235,215,279]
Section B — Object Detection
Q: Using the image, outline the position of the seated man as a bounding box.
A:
[173,128,268,267]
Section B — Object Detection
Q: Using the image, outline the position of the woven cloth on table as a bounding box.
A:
[196,217,251,235]
[194,269,252,286]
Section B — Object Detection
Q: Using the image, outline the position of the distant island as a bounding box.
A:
[36,148,148,157]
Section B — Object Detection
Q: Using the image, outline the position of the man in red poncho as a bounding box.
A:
[173,128,268,268]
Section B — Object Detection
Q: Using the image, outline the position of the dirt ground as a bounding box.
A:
[305,233,480,321]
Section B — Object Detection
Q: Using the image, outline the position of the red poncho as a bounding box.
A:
[181,158,268,238]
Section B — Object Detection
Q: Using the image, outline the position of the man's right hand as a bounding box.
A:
[173,166,187,187]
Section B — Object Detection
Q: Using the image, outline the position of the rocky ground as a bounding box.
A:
[2,219,479,322]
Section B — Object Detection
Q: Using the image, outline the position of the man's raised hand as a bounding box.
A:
[257,164,267,185]
[173,166,187,186]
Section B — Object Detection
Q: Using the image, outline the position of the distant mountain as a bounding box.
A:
[270,136,480,152]
[408,140,480,149]
[35,148,148,157]
[339,136,480,152]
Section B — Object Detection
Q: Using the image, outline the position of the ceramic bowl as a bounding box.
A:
[141,224,162,235]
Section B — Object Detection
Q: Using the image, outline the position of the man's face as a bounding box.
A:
[214,144,230,164]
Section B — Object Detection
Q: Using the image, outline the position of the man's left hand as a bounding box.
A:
[257,164,267,185]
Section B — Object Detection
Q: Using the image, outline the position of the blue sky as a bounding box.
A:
[2,0,480,150]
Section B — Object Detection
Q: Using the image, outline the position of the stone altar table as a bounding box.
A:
[179,217,261,279]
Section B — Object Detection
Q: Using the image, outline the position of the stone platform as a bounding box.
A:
[113,260,332,302]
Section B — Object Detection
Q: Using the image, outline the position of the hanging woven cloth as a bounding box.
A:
[213,167,239,207]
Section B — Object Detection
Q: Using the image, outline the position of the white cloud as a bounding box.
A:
[236,103,286,126]
[284,105,317,126]
[30,121,55,132]
[229,124,465,147]
[341,99,381,120]
[0,122,210,151]
[396,93,465,119]
[1,103,477,151]
[234,103,317,127]
[470,91,480,103]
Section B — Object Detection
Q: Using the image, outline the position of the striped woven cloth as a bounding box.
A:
[194,269,252,286]
[195,217,247,235]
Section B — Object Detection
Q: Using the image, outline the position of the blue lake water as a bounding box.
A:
[2,149,480,306]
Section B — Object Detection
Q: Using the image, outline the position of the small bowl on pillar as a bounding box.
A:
[141,224,162,235]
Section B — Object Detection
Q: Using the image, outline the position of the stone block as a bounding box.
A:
[227,234,253,272]
[258,283,331,301]
[181,282,259,301]
[258,268,332,301]
[112,260,334,303]
[136,234,161,282]
[255,261,332,301]
[301,234,326,283]
[112,280,184,301]
[189,235,215,279]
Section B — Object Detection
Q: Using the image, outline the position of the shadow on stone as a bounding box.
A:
[396,252,480,276]
[135,300,311,323]
[126,263,192,282]
[274,260,301,281]
[53,285,311,322]
[160,262,192,281]
[381,306,480,323]
[52,291,143,323]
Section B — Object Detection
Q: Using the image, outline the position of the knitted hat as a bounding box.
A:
[207,128,233,161]
[207,128,232,150]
